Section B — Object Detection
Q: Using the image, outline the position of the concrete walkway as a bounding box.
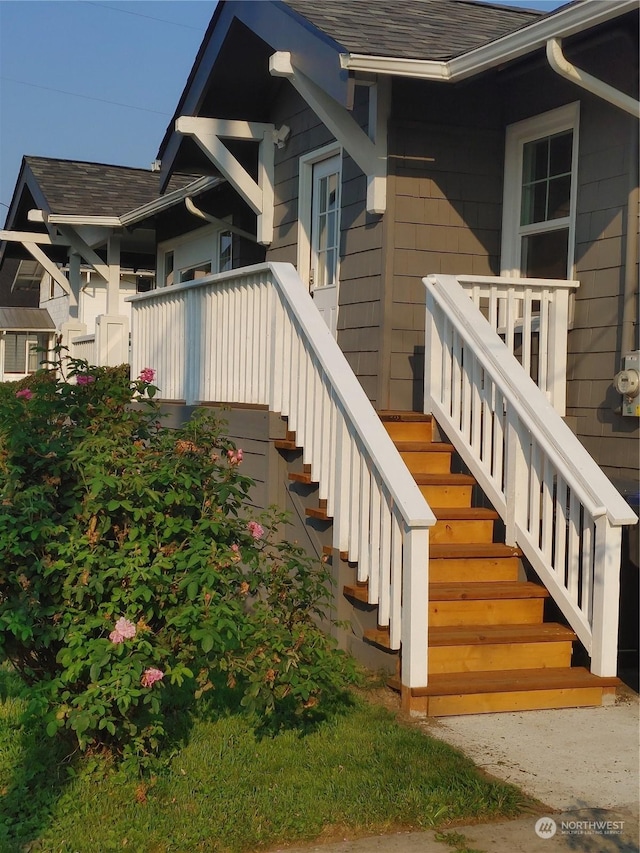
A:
[268,690,639,853]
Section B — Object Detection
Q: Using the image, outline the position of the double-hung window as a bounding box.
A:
[501,103,579,279]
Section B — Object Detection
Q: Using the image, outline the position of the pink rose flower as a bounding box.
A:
[141,667,164,688]
[227,448,243,465]
[139,368,155,384]
[76,374,95,386]
[248,520,264,540]
[231,543,240,553]
[16,388,33,400]
[109,616,137,643]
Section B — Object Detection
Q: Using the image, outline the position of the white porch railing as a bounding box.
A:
[70,334,96,364]
[456,275,579,415]
[129,263,436,690]
[424,273,637,677]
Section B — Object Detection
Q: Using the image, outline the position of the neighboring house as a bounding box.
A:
[0,156,247,367]
[0,258,56,381]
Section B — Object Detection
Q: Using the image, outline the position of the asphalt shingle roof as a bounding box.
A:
[282,0,544,61]
[0,306,55,331]
[23,157,163,217]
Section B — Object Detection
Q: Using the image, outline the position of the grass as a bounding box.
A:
[0,666,529,853]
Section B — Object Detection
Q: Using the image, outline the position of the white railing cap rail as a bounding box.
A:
[129,263,435,530]
[456,274,580,290]
[70,334,96,344]
[425,274,638,527]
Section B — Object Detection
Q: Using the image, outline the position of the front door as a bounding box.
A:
[309,155,341,336]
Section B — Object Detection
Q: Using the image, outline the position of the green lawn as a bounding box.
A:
[0,667,529,852]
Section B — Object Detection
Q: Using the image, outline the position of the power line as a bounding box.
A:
[83,1,206,30]
[0,77,171,117]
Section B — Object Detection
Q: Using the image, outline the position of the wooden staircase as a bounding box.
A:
[281,414,619,715]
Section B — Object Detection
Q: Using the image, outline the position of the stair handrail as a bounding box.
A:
[129,262,436,691]
[424,273,637,677]
[425,274,635,527]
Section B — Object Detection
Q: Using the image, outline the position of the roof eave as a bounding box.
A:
[120,175,225,227]
[340,0,638,82]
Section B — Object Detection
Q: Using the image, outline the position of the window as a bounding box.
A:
[4,333,49,374]
[179,262,212,283]
[159,224,234,288]
[219,231,233,272]
[501,104,579,279]
[164,251,175,287]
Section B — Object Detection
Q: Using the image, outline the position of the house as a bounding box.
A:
[0,258,55,381]
[0,157,196,367]
[13,0,640,712]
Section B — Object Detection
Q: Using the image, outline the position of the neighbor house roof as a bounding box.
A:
[22,157,165,218]
[282,0,543,62]
[0,306,55,331]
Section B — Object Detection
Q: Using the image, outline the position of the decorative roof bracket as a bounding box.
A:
[175,117,277,245]
[0,228,73,299]
[269,51,387,214]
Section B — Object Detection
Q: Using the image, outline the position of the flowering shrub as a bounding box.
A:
[0,353,355,770]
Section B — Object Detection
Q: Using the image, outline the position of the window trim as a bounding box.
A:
[501,103,580,279]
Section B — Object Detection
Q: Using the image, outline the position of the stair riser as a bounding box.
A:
[400,451,452,474]
[431,519,495,544]
[384,422,434,441]
[410,687,607,716]
[429,598,544,626]
[420,484,472,507]
[429,641,572,674]
[429,558,519,583]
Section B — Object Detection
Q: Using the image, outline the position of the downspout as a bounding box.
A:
[545,38,640,118]
[184,197,259,243]
[546,38,640,354]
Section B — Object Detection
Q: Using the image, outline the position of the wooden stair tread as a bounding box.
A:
[433,507,499,520]
[288,472,316,484]
[429,623,576,645]
[378,411,433,422]
[429,543,521,559]
[413,473,475,486]
[429,581,548,600]
[395,441,454,452]
[404,667,620,697]
[306,507,330,521]
[274,439,300,450]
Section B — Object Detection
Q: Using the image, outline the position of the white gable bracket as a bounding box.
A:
[269,51,387,214]
[22,242,74,302]
[176,116,277,246]
[57,226,112,283]
[0,229,73,301]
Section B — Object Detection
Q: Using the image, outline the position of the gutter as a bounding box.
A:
[340,0,638,82]
[120,176,224,227]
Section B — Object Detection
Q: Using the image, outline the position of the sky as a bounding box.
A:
[0,0,566,218]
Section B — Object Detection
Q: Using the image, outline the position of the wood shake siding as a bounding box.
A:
[386,79,503,410]
[500,31,639,490]
[268,86,385,406]
[569,99,638,489]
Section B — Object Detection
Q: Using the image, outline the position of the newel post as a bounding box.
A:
[400,524,429,698]
[590,517,622,677]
